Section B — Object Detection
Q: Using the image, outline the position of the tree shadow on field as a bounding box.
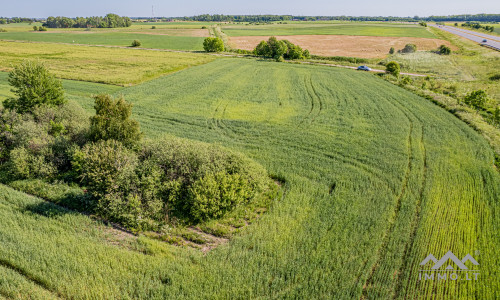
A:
[24,201,79,219]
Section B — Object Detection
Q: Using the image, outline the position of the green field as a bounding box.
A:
[222,23,438,38]
[0,31,205,50]
[0,41,214,85]
[0,58,498,299]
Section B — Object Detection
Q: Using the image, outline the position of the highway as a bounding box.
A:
[430,24,500,51]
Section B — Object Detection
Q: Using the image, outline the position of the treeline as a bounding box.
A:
[179,14,292,22]
[424,14,500,22]
[0,17,34,24]
[176,14,500,23]
[43,13,132,28]
[179,14,416,22]
[461,22,495,32]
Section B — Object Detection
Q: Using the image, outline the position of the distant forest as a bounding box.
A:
[1,13,499,25]
[43,14,132,28]
[0,14,132,28]
[169,14,500,23]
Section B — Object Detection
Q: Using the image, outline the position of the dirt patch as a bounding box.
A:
[229,35,456,58]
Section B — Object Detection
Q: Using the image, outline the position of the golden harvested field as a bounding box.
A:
[230,35,455,58]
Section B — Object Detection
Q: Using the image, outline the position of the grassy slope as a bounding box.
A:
[0,32,205,51]
[222,23,437,38]
[0,59,498,299]
[0,41,215,85]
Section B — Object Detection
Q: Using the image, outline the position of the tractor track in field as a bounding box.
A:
[0,258,62,299]
[359,90,429,299]
[359,93,428,299]
[299,74,324,126]
[360,116,414,299]
[386,98,428,300]
[394,125,427,299]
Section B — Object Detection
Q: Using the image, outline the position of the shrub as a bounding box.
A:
[74,140,140,221]
[267,37,287,61]
[89,94,142,148]
[151,26,156,29]
[389,47,395,54]
[189,171,252,221]
[131,39,141,47]
[139,136,271,222]
[463,90,489,109]
[401,43,417,53]
[201,26,207,29]
[254,41,270,56]
[38,26,47,31]
[203,37,224,52]
[438,45,451,55]
[400,76,412,85]
[8,147,56,180]
[254,37,309,61]
[283,40,304,60]
[385,61,400,77]
[0,28,6,32]
[4,61,66,113]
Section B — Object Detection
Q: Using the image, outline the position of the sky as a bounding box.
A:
[1,0,499,18]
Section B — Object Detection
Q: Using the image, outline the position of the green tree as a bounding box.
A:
[254,40,270,56]
[131,40,141,47]
[203,37,224,52]
[385,61,400,77]
[89,94,142,147]
[267,37,287,61]
[32,25,38,31]
[389,47,395,54]
[463,90,489,109]
[4,61,66,113]
[438,45,451,55]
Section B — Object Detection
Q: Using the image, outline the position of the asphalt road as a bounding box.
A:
[430,24,500,51]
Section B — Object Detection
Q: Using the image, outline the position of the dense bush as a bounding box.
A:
[461,22,494,32]
[89,94,142,148]
[69,136,272,228]
[438,45,451,55]
[131,40,141,47]
[73,140,147,227]
[4,61,66,113]
[389,47,395,54]
[400,44,417,54]
[254,37,309,61]
[386,61,400,77]
[203,37,225,52]
[463,90,489,109]
[139,136,270,222]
